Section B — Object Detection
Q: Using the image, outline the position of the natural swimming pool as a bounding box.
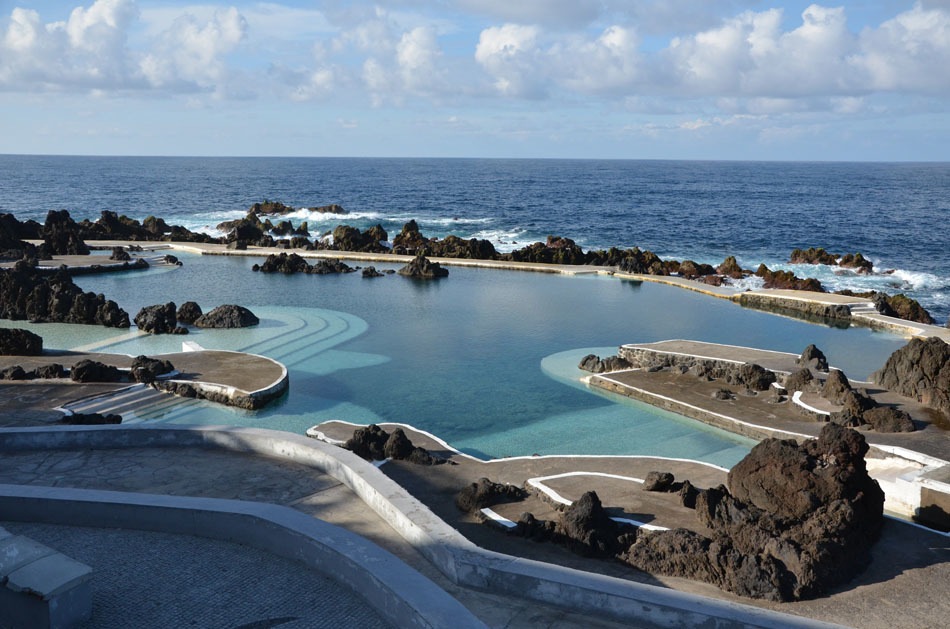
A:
[3,252,910,467]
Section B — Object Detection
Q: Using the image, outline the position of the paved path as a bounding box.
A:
[2,521,392,629]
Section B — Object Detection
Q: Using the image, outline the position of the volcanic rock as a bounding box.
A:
[134,303,182,334]
[676,260,715,278]
[70,360,125,383]
[109,247,131,261]
[310,204,347,215]
[784,368,816,392]
[0,264,130,328]
[877,293,935,325]
[310,259,356,274]
[712,388,734,400]
[616,248,667,275]
[716,256,744,279]
[555,491,629,557]
[797,344,828,371]
[643,471,675,492]
[820,369,852,404]
[838,253,873,273]
[40,210,89,256]
[176,302,202,325]
[398,255,448,279]
[0,328,43,356]
[790,247,838,266]
[331,224,388,253]
[61,412,122,425]
[130,355,175,384]
[456,477,526,513]
[194,305,259,328]
[504,236,587,265]
[382,428,444,465]
[872,337,950,419]
[578,354,632,374]
[249,200,295,215]
[863,407,915,433]
[361,266,384,278]
[0,366,29,380]
[755,264,824,292]
[33,363,66,379]
[624,424,885,601]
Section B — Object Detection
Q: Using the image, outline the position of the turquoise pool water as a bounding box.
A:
[9,252,910,467]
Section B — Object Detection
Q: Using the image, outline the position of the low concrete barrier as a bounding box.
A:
[0,425,841,628]
[0,484,482,629]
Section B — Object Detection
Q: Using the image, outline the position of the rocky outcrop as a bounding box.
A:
[716,256,745,279]
[838,253,873,273]
[194,305,259,329]
[130,355,175,384]
[578,354,632,374]
[872,293,935,325]
[675,260,716,278]
[820,369,852,404]
[70,360,125,383]
[109,247,131,261]
[624,424,884,601]
[249,200,294,215]
[310,259,356,275]
[790,247,838,266]
[456,477,526,513]
[0,213,40,261]
[40,210,89,256]
[797,344,828,371]
[176,302,202,325]
[251,253,355,275]
[504,236,587,266]
[344,424,446,465]
[642,471,676,492]
[784,368,817,393]
[555,491,631,557]
[331,224,388,253]
[61,412,122,425]
[616,248,667,275]
[361,266,384,278]
[872,337,950,419]
[0,263,130,328]
[398,255,448,279]
[134,303,187,335]
[310,204,347,215]
[79,211,215,243]
[0,328,43,356]
[33,364,66,379]
[390,222,496,259]
[754,264,824,292]
[861,407,915,433]
[619,348,776,391]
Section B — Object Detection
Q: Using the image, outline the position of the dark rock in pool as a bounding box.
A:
[0,264,130,328]
[176,302,202,325]
[40,210,89,256]
[642,471,675,492]
[310,259,356,275]
[162,254,182,266]
[130,355,175,384]
[194,305,259,329]
[62,412,122,425]
[0,366,29,380]
[70,360,125,383]
[0,328,43,356]
[362,266,384,278]
[624,424,884,601]
[398,255,448,279]
[797,344,828,371]
[255,252,311,274]
[872,337,950,419]
[134,302,186,335]
[578,354,632,374]
[109,247,131,261]
[820,369,852,404]
[456,477,526,513]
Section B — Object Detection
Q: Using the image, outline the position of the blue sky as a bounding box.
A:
[1,0,948,160]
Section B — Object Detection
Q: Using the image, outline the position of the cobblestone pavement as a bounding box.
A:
[3,521,392,629]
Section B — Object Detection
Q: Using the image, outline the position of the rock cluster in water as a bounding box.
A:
[577,354,632,374]
[135,303,188,335]
[872,337,950,420]
[176,302,202,325]
[194,305,260,329]
[397,255,448,279]
[0,328,43,356]
[251,252,356,275]
[40,210,90,256]
[790,247,874,273]
[343,424,447,465]
[0,262,130,328]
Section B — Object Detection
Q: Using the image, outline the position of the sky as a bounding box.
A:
[1,0,949,160]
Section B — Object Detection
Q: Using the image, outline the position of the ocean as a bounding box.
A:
[0,155,947,323]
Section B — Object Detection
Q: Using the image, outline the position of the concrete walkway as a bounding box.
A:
[2,521,393,629]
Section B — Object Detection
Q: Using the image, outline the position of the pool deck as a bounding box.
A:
[0,348,288,412]
[65,239,950,341]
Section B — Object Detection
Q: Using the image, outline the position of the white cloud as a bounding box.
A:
[474,24,542,97]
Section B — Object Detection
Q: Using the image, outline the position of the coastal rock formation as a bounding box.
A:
[797,344,829,371]
[398,255,448,279]
[838,253,873,273]
[872,293,935,325]
[642,471,676,492]
[130,355,175,384]
[331,224,388,253]
[194,305,259,329]
[361,266,384,278]
[555,491,631,557]
[456,477,526,513]
[675,260,716,279]
[311,204,347,215]
[578,354,632,374]
[872,337,950,419]
[505,236,587,265]
[0,328,43,356]
[790,247,838,266]
[388,222,496,259]
[109,247,131,261]
[783,368,817,392]
[79,211,215,243]
[754,264,824,292]
[861,407,915,433]
[344,424,446,465]
[311,259,356,274]
[61,412,122,425]
[176,302,202,325]
[820,369,852,404]
[70,360,125,383]
[624,424,884,601]
[252,252,355,274]
[616,248,667,275]
[134,303,187,335]
[0,213,40,261]
[619,348,776,391]
[0,366,28,380]
[716,256,745,279]
[249,201,293,214]
[40,210,89,256]
[0,263,130,328]
[34,364,67,379]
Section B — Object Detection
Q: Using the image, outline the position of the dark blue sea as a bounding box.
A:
[0,155,947,323]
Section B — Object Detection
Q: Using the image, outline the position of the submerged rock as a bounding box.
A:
[194,305,259,329]
[361,266,384,278]
[398,255,448,279]
[0,328,43,356]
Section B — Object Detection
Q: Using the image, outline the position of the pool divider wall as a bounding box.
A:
[0,424,842,629]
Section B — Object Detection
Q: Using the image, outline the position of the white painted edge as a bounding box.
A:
[791,391,832,417]
[480,508,517,529]
[308,420,731,472]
